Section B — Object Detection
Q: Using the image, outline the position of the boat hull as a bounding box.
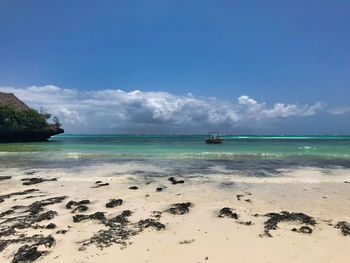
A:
[205,138,223,144]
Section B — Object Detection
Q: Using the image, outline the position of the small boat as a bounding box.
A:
[205,131,223,144]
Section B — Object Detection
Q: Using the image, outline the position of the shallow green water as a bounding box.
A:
[1,135,350,159]
[1,135,350,174]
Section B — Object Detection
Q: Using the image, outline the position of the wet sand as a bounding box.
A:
[1,165,350,263]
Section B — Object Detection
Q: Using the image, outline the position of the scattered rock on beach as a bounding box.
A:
[0,189,39,203]
[138,219,165,230]
[105,210,132,226]
[263,211,316,237]
[166,202,192,215]
[292,226,313,234]
[66,200,90,209]
[168,177,184,185]
[218,207,238,219]
[81,210,165,250]
[72,205,89,213]
[21,178,57,186]
[91,182,109,188]
[73,212,106,223]
[344,181,350,184]
[0,194,66,262]
[335,221,350,236]
[151,211,162,219]
[0,196,66,240]
[0,209,15,218]
[236,194,244,201]
[106,199,123,208]
[156,187,163,192]
[45,223,56,229]
[238,220,252,225]
[179,239,195,244]
[12,245,47,263]
[27,196,67,215]
[11,235,55,263]
[129,186,138,190]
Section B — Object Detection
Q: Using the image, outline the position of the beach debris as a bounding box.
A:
[105,210,132,226]
[11,235,55,263]
[138,219,165,231]
[237,220,252,225]
[80,209,165,250]
[218,207,238,219]
[168,177,184,185]
[156,187,164,192]
[129,186,138,190]
[21,178,57,186]
[45,223,56,229]
[73,212,106,223]
[344,181,350,184]
[66,199,90,209]
[0,209,15,218]
[0,194,66,256]
[244,199,252,203]
[56,230,68,234]
[291,226,313,234]
[335,221,350,236]
[91,182,109,188]
[262,211,316,237]
[217,208,251,225]
[166,202,192,215]
[106,199,123,208]
[0,176,11,181]
[26,196,68,215]
[66,200,90,213]
[179,239,195,244]
[151,211,162,219]
[24,194,47,199]
[0,189,39,203]
[0,196,66,240]
[236,194,244,201]
[12,245,44,263]
[72,205,88,213]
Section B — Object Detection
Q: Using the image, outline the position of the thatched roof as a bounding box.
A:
[0,92,30,111]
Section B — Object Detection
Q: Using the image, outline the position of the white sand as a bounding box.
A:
[0,165,350,263]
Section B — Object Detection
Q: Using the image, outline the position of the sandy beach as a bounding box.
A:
[1,164,350,263]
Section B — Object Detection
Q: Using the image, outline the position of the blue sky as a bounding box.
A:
[1,0,350,134]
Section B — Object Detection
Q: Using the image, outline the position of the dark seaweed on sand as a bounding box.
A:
[166,202,192,215]
[80,210,165,250]
[0,195,67,262]
[263,211,316,237]
[335,221,350,236]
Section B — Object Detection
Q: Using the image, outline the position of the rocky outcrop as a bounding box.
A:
[0,126,64,143]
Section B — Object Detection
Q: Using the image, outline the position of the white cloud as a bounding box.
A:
[329,106,350,115]
[0,86,325,133]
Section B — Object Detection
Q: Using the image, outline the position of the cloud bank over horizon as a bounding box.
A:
[0,85,343,134]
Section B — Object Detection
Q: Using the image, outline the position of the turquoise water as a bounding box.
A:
[1,134,350,158]
[1,135,350,175]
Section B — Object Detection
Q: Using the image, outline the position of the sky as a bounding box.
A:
[0,0,349,134]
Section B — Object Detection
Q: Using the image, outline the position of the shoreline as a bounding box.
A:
[0,165,350,262]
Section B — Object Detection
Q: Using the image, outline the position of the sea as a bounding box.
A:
[0,135,350,179]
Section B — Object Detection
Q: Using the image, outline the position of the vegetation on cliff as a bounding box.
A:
[0,105,61,132]
[0,105,63,142]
